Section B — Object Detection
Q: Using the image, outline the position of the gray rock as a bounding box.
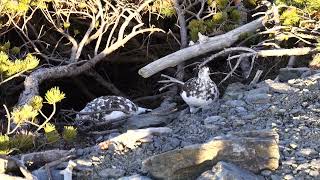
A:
[247,86,270,95]
[197,161,264,180]
[270,174,281,180]
[264,79,299,93]
[225,100,247,107]
[278,67,312,82]
[289,143,298,149]
[310,159,320,169]
[98,168,125,178]
[241,114,257,120]
[196,170,216,180]
[283,174,294,180]
[204,116,225,129]
[32,169,64,180]
[235,107,247,114]
[245,93,271,104]
[142,130,279,180]
[296,148,318,157]
[117,174,152,180]
[261,170,272,177]
[309,170,319,177]
[222,83,246,100]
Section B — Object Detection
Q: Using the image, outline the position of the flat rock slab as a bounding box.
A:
[278,68,319,82]
[142,130,279,180]
[264,80,299,94]
[197,161,264,180]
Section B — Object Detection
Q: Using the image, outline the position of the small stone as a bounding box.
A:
[76,149,84,156]
[196,170,215,180]
[289,108,303,114]
[271,174,281,180]
[278,67,311,82]
[283,174,294,180]
[233,119,246,127]
[95,136,103,142]
[289,143,298,149]
[302,102,308,107]
[297,148,318,156]
[98,168,125,178]
[75,159,92,167]
[204,116,225,129]
[247,87,270,95]
[241,114,256,120]
[309,170,320,177]
[235,107,247,114]
[204,124,220,130]
[261,170,272,176]
[282,160,296,166]
[245,93,271,104]
[225,100,246,107]
[264,79,299,93]
[91,156,100,162]
[222,83,245,100]
[310,159,320,169]
[296,163,309,171]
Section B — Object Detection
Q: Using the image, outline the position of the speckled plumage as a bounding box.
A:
[75,96,150,125]
[180,66,219,113]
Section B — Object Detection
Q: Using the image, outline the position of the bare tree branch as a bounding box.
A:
[138,17,265,78]
[17,0,164,105]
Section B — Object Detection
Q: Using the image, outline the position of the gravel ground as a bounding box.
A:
[89,73,320,179]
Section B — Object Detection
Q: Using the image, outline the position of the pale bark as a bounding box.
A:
[138,17,265,78]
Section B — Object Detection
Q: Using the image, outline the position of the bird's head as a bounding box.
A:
[197,66,211,79]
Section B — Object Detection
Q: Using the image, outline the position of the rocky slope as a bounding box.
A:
[17,68,316,180]
[87,69,320,180]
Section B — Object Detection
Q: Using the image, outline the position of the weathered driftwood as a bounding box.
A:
[138,17,265,78]
[21,149,72,169]
[0,155,34,180]
[257,47,315,57]
[98,127,172,150]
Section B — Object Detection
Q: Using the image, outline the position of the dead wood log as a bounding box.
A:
[21,149,72,169]
[0,155,34,180]
[138,17,265,78]
[98,127,172,150]
[257,47,315,57]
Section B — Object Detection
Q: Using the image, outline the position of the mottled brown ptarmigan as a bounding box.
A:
[180,66,219,113]
[75,96,151,126]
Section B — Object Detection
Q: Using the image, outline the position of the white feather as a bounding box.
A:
[181,91,213,107]
[102,111,126,120]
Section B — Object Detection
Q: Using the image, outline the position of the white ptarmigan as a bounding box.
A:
[75,96,151,125]
[180,66,219,113]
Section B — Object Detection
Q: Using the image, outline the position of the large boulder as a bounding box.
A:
[142,130,279,180]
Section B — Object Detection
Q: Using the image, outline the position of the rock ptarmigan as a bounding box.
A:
[180,66,219,113]
[75,96,151,126]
